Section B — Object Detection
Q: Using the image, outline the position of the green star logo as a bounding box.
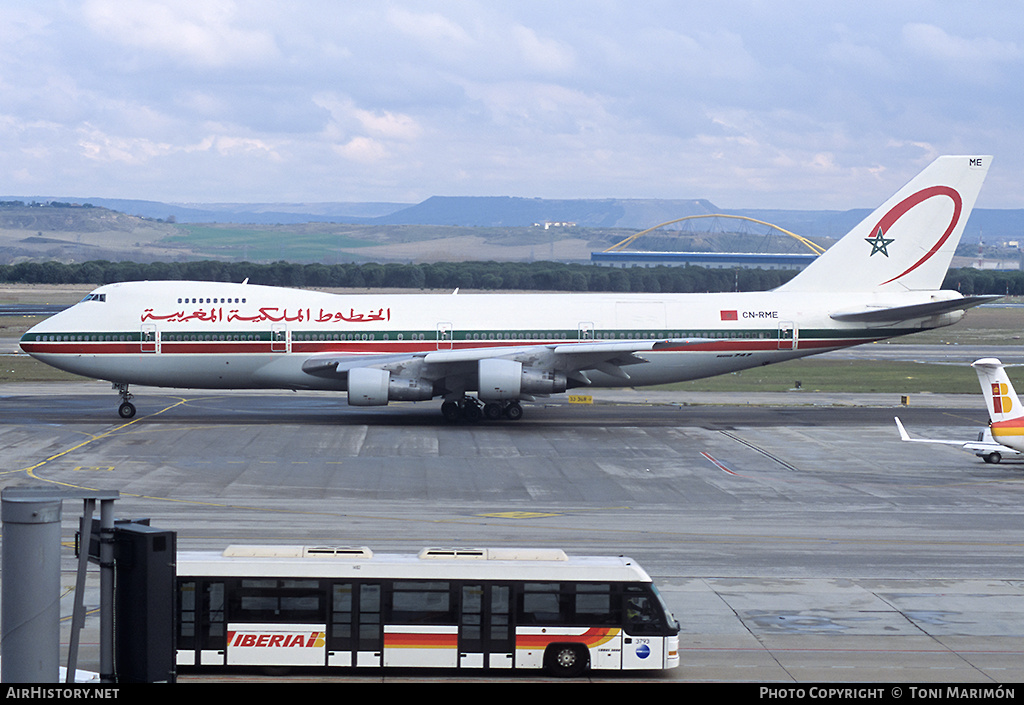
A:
[866,227,894,257]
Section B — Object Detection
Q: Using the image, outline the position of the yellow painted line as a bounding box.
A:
[477,511,562,519]
[22,397,190,488]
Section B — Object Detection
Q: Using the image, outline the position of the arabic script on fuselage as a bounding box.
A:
[141,306,391,324]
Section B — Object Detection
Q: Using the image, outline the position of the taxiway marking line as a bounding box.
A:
[21,397,190,488]
[701,451,738,475]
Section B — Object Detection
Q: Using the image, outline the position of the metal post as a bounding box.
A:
[1,492,62,683]
[66,499,95,682]
[99,499,116,683]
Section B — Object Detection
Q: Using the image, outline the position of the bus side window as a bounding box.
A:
[519,583,566,624]
[575,583,619,626]
[391,581,452,624]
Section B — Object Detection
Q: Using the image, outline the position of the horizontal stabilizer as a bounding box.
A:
[894,417,1020,456]
[830,295,999,323]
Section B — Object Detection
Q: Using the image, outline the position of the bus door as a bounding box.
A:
[621,586,668,669]
[328,582,383,667]
[458,584,514,669]
[141,324,159,353]
[329,582,381,667]
[176,579,227,667]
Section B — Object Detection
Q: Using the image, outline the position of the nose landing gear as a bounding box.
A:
[114,382,136,419]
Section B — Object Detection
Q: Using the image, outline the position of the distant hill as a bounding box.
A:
[1,197,408,225]
[373,196,720,228]
[5,195,1023,244]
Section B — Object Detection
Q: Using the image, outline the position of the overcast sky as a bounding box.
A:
[3,1,1023,209]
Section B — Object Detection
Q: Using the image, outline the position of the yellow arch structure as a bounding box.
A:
[604,214,826,255]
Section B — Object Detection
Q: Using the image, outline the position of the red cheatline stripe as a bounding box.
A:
[21,337,880,356]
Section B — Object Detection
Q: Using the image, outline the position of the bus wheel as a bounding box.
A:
[544,643,588,677]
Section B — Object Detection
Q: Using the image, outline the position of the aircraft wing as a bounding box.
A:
[301,338,713,386]
[830,296,1001,323]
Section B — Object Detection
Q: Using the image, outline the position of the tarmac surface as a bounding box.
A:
[0,378,1022,684]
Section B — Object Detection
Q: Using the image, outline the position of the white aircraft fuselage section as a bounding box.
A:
[22,280,964,390]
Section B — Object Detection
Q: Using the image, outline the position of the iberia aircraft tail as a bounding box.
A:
[972,358,1024,452]
[778,155,991,294]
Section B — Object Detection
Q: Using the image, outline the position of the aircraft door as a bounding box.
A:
[437,322,453,350]
[141,324,159,353]
[778,322,798,350]
[271,324,289,353]
[578,322,595,340]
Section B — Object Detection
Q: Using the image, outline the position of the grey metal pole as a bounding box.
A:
[1,492,62,683]
[99,498,115,683]
[65,499,95,682]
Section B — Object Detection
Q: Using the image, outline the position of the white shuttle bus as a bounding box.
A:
[175,545,680,677]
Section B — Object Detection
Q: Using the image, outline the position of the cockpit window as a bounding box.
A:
[81,293,106,302]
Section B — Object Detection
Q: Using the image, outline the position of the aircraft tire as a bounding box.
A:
[461,402,483,422]
[483,402,504,421]
[441,400,461,422]
[118,402,136,419]
[984,452,1002,464]
[504,401,523,421]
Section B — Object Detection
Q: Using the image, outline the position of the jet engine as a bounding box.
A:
[346,367,434,406]
[477,359,566,401]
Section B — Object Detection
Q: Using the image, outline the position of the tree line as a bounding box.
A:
[0,258,1020,295]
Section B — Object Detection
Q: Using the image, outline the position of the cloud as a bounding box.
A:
[903,23,1022,66]
[1,2,1022,206]
[81,0,280,68]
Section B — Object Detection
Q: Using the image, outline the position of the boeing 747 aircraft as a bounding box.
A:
[21,155,995,422]
[896,358,1024,464]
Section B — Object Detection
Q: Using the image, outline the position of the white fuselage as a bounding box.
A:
[21,280,964,392]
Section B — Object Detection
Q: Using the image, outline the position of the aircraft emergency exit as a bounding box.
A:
[21,155,996,422]
[896,357,1024,464]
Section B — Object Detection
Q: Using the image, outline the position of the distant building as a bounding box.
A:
[590,251,818,270]
[534,221,577,229]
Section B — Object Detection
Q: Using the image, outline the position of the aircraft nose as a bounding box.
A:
[20,324,41,354]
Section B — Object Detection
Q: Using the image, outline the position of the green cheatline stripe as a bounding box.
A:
[24,326,920,344]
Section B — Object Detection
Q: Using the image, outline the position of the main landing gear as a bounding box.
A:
[114,382,136,419]
[441,396,524,423]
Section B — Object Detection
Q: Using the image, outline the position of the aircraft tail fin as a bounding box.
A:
[777,155,991,293]
[972,358,1024,445]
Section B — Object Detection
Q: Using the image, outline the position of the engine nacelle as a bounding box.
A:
[478,359,566,401]
[347,367,435,406]
[347,367,390,406]
[478,358,522,401]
